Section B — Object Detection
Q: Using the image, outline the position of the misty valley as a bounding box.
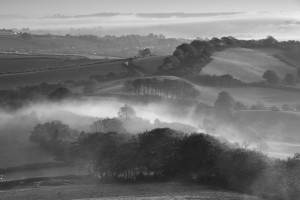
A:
[0,4,300,200]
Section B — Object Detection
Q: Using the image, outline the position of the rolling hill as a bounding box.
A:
[202,47,298,83]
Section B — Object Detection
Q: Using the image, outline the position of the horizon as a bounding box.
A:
[1,0,299,17]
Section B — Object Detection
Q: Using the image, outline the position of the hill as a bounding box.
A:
[202,48,298,83]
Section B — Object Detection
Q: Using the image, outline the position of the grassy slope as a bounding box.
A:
[202,48,298,83]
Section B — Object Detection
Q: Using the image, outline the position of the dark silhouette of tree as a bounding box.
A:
[124,78,199,99]
[138,48,152,57]
[48,87,71,100]
[214,91,236,116]
[262,70,280,84]
[30,120,77,161]
[262,36,278,46]
[90,118,125,133]
[118,104,136,119]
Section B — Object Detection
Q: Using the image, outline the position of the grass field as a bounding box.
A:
[0,54,105,74]
[0,182,261,200]
[202,48,297,83]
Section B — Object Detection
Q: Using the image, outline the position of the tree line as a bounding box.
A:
[29,121,300,200]
[123,78,199,99]
[0,82,71,110]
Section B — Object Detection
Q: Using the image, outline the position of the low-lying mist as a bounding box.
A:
[1,12,300,40]
[0,96,300,168]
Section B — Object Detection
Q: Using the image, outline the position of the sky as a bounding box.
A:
[1,0,300,17]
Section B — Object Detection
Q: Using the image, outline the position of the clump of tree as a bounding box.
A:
[214,91,248,118]
[0,82,67,110]
[29,119,300,199]
[118,104,136,119]
[138,48,152,57]
[262,70,280,85]
[68,127,300,199]
[158,39,213,75]
[250,101,268,110]
[124,78,199,99]
[48,87,72,101]
[29,120,78,161]
[193,74,245,87]
[90,118,126,133]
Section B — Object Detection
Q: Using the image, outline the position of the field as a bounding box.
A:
[134,56,165,73]
[202,48,298,83]
[0,182,261,200]
[0,59,127,89]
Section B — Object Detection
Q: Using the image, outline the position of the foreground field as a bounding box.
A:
[0,182,261,200]
[202,48,297,83]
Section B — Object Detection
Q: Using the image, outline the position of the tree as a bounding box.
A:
[138,48,152,57]
[250,101,267,110]
[48,87,71,100]
[262,70,280,84]
[90,118,125,133]
[262,36,278,46]
[118,104,136,119]
[175,43,196,58]
[30,120,77,161]
[20,32,32,40]
[284,73,296,85]
[214,91,236,116]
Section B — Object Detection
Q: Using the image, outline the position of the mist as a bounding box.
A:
[1,95,300,169]
[2,12,300,40]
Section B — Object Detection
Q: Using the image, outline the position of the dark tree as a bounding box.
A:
[30,120,77,161]
[138,48,152,57]
[214,91,236,116]
[118,104,136,119]
[262,70,280,84]
[48,87,71,100]
[90,118,125,133]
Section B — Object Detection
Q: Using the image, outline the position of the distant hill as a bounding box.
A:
[0,34,187,57]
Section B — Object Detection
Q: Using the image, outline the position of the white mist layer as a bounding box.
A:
[1,12,300,40]
[0,97,300,160]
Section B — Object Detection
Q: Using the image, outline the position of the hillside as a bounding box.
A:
[202,48,298,83]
